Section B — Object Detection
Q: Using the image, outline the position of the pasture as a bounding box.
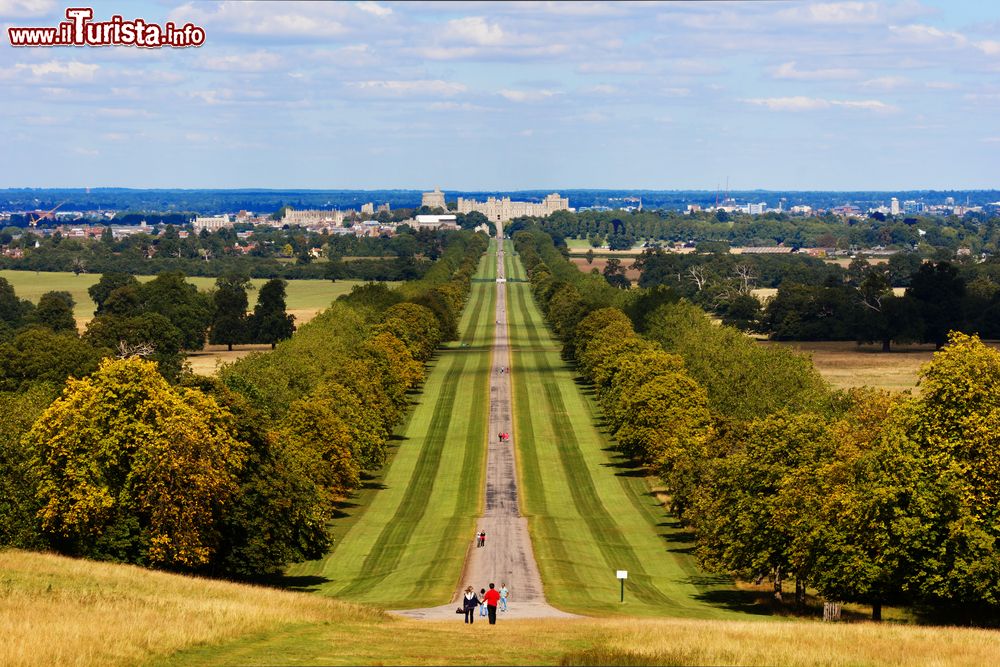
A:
[568,256,641,284]
[282,245,496,607]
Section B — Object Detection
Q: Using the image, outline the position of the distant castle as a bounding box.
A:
[421,188,572,223]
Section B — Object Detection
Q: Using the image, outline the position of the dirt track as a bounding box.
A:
[394,241,575,621]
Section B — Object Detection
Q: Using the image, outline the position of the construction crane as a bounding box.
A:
[27,201,64,228]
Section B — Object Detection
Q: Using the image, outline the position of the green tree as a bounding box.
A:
[249,278,295,349]
[84,313,185,380]
[210,274,251,351]
[31,290,77,333]
[26,358,247,568]
[0,328,107,391]
[140,272,212,350]
[89,273,140,316]
[282,397,360,500]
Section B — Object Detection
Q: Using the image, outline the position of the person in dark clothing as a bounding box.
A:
[462,586,479,624]
[483,582,501,624]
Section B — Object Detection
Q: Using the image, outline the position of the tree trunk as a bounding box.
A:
[872,601,882,621]
[773,566,783,602]
[271,342,276,350]
[795,576,806,610]
[227,343,233,351]
[882,337,891,352]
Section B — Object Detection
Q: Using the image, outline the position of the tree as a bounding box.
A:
[84,312,186,380]
[603,258,631,289]
[249,278,295,349]
[140,272,213,350]
[281,397,360,500]
[0,277,33,332]
[375,302,441,363]
[26,357,247,568]
[210,274,250,351]
[0,328,107,391]
[585,248,595,265]
[906,261,965,348]
[31,291,77,333]
[89,273,140,316]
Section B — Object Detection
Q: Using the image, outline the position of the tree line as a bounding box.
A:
[515,227,1000,622]
[0,225,468,281]
[508,208,1000,255]
[0,231,489,577]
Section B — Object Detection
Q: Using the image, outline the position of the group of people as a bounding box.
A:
[461,583,509,624]
[497,432,510,442]
[475,530,487,548]
[497,366,509,374]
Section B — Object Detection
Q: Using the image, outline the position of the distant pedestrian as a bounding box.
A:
[479,589,488,618]
[481,531,487,548]
[483,583,501,624]
[498,432,503,443]
[500,583,509,612]
[462,586,479,624]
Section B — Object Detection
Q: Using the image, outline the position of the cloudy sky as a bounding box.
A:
[1,0,998,190]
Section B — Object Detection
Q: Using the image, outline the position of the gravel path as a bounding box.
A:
[394,241,575,621]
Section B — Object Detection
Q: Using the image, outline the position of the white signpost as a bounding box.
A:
[617,570,628,602]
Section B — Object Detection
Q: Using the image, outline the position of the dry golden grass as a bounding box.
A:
[760,340,933,391]
[569,257,641,283]
[561,617,1000,666]
[5,551,1000,666]
[0,550,381,667]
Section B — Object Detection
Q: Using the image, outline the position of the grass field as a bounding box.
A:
[0,270,376,328]
[504,243,750,619]
[281,244,497,607]
[8,548,999,667]
[568,256,641,284]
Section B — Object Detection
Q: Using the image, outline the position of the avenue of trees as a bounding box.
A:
[0,230,488,577]
[516,226,1000,622]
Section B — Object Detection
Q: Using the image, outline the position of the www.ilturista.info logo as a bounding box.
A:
[8,7,205,48]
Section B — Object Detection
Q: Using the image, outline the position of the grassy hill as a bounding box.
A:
[5,549,1000,666]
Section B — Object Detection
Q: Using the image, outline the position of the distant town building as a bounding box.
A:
[283,208,346,226]
[410,214,459,230]
[903,200,924,214]
[377,202,391,213]
[456,192,572,223]
[192,215,233,232]
[361,202,375,215]
[421,188,447,210]
[744,202,766,215]
[890,197,900,215]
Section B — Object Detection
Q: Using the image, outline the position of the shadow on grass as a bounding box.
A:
[259,573,332,593]
[693,588,773,616]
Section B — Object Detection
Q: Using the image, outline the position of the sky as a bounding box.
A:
[0,0,998,190]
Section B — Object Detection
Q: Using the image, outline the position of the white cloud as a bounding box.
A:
[171,2,349,37]
[355,2,391,18]
[0,0,54,18]
[774,2,880,25]
[199,50,283,72]
[443,16,506,46]
[889,24,966,48]
[977,40,1000,56]
[13,60,99,81]
[742,96,896,112]
[772,61,858,81]
[499,89,559,103]
[862,76,910,89]
[348,80,467,97]
[578,60,647,74]
[581,84,619,96]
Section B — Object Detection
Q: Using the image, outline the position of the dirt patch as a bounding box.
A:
[569,257,640,284]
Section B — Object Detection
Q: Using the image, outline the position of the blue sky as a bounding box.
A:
[1,0,997,190]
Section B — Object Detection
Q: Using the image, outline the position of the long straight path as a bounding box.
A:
[397,240,573,620]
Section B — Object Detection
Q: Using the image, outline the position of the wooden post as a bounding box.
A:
[823,601,842,622]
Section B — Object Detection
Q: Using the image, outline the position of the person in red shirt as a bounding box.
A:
[482,582,501,624]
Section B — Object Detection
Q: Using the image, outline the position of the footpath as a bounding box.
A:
[395,241,574,621]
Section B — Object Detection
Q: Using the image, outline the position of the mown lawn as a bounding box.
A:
[282,243,496,607]
[505,241,755,619]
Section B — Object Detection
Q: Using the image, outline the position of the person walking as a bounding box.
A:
[500,583,509,612]
[462,586,479,624]
[483,583,501,624]
[479,589,488,618]
[481,531,487,548]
